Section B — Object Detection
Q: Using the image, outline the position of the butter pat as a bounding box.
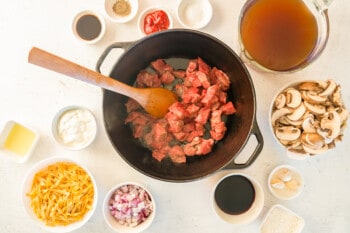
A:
[260,205,305,233]
[0,121,39,163]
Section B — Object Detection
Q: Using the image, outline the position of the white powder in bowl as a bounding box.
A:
[260,205,304,233]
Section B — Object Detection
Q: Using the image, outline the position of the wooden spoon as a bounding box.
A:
[28,47,178,118]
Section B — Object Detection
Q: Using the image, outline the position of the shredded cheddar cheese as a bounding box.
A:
[27,162,94,226]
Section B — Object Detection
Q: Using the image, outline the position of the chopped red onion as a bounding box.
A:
[109,184,153,227]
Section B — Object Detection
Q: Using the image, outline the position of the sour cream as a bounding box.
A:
[54,107,97,150]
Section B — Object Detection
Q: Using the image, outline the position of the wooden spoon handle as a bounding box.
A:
[28,47,135,96]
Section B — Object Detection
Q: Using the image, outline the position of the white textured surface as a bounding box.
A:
[1,0,349,233]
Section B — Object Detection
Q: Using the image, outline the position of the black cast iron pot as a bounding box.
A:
[97,29,263,182]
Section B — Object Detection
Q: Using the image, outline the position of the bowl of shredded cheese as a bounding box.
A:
[21,156,98,232]
[103,181,155,233]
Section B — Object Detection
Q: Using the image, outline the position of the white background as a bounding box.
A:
[0,0,349,232]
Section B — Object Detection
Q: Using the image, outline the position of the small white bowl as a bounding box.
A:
[72,10,106,44]
[103,182,156,233]
[260,204,305,233]
[268,165,304,200]
[138,7,173,36]
[52,106,97,150]
[177,0,213,29]
[104,0,139,23]
[21,156,98,232]
[0,120,39,163]
[212,173,264,225]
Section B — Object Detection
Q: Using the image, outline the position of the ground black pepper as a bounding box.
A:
[113,0,131,17]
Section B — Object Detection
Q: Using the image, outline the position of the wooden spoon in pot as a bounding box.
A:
[28,47,178,118]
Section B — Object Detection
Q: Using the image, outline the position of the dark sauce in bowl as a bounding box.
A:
[76,14,102,41]
[214,175,255,215]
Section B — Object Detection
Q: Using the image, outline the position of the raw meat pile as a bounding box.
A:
[125,57,236,163]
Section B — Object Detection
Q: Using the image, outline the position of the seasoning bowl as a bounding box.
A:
[212,172,264,225]
[177,0,213,29]
[0,120,39,163]
[52,106,97,150]
[268,165,304,200]
[72,10,106,44]
[269,79,349,160]
[104,0,139,23]
[103,182,156,233]
[21,156,98,232]
[138,7,173,36]
[260,204,305,233]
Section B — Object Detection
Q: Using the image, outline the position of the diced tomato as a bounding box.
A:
[143,10,170,35]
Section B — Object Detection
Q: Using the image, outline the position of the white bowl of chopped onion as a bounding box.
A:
[103,182,156,233]
[21,156,98,232]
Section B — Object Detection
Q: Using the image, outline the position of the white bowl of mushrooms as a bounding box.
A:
[270,79,349,160]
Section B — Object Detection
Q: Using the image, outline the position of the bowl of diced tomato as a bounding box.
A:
[138,7,173,36]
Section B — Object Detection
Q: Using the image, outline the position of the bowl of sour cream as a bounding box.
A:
[52,106,97,150]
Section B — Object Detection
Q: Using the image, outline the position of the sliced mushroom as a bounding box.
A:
[275,126,301,141]
[274,93,286,109]
[271,108,291,126]
[298,81,324,93]
[304,101,326,115]
[301,91,327,104]
[301,132,325,149]
[336,107,349,123]
[319,79,337,97]
[285,88,302,108]
[287,103,306,121]
[320,110,341,139]
[279,116,303,127]
[302,143,328,155]
[302,115,318,133]
[332,85,344,107]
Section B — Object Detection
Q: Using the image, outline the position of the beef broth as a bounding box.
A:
[240,0,318,71]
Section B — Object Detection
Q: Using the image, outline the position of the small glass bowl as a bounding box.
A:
[0,120,39,163]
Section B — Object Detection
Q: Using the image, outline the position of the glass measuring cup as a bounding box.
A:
[238,0,334,73]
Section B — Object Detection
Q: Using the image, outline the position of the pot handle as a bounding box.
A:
[224,119,264,169]
[96,41,135,74]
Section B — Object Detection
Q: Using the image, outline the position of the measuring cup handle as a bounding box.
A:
[96,41,135,74]
[317,0,335,10]
[224,119,264,169]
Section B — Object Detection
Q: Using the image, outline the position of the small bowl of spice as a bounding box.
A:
[138,7,173,36]
[52,106,97,150]
[105,0,139,23]
[103,182,155,233]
